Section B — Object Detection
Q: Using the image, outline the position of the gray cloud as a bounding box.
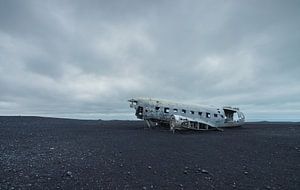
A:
[0,0,299,121]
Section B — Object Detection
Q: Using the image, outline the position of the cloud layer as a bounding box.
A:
[0,0,299,121]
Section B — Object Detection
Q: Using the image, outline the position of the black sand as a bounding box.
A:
[0,116,299,189]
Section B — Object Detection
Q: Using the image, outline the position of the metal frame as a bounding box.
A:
[129,98,245,132]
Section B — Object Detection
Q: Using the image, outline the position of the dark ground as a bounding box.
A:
[0,116,299,190]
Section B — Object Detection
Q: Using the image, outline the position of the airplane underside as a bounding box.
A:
[145,118,241,132]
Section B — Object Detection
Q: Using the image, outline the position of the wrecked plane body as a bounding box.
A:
[128,98,245,132]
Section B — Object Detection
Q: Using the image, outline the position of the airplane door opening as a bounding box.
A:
[136,106,144,119]
[223,109,234,123]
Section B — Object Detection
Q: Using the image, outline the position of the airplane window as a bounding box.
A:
[164,107,170,113]
[214,114,218,117]
[206,112,211,118]
[173,109,178,113]
[155,107,160,111]
[190,111,194,114]
[220,115,224,118]
[182,109,186,114]
[198,112,202,116]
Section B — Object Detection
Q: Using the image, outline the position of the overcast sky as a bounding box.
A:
[0,0,299,121]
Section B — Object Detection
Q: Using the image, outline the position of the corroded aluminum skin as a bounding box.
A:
[129,98,245,131]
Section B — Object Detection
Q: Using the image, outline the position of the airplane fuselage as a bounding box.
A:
[129,98,245,131]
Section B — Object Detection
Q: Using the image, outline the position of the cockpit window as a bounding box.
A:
[190,111,194,114]
[173,109,178,113]
[182,109,186,114]
[155,107,160,111]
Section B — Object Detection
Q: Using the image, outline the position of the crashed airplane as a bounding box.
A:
[129,98,245,132]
